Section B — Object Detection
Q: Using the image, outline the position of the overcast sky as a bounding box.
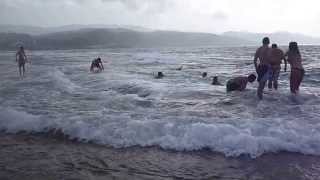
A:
[1,0,319,36]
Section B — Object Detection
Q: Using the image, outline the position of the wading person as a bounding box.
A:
[268,44,286,90]
[254,37,272,99]
[16,46,28,77]
[285,42,304,94]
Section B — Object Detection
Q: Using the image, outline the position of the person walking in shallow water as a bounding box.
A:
[285,42,304,94]
[254,37,272,100]
[268,44,286,90]
[16,46,28,77]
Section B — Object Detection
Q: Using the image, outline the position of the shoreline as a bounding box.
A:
[0,133,319,180]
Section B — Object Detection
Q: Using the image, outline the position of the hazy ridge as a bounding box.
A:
[0,25,319,50]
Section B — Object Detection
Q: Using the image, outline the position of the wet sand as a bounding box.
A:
[0,133,319,180]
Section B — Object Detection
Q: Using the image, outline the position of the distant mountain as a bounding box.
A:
[0,28,252,50]
[223,31,320,45]
[0,24,152,35]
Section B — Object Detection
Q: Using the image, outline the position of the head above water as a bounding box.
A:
[289,42,300,55]
[262,37,270,45]
[202,72,207,78]
[247,74,256,83]
[212,76,220,85]
[158,72,164,77]
[271,44,278,48]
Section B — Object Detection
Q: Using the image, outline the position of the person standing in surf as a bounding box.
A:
[16,46,28,77]
[268,44,286,90]
[285,42,304,94]
[254,37,272,100]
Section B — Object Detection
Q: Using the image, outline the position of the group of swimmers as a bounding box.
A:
[152,37,304,100]
[16,38,304,100]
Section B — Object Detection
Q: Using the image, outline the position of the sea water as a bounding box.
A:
[1,46,320,158]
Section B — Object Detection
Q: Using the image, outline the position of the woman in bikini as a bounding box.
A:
[285,42,304,94]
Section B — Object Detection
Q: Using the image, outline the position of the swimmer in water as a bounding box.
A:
[226,74,256,92]
[202,72,207,78]
[212,76,222,85]
[90,57,104,72]
[155,72,164,79]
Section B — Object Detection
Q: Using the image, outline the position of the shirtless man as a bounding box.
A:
[90,57,104,72]
[268,44,286,90]
[16,46,28,77]
[254,37,272,100]
[226,74,256,92]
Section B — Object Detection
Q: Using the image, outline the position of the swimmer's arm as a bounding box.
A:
[23,52,27,62]
[253,51,259,71]
[100,62,104,70]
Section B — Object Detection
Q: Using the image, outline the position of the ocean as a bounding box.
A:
[1,46,320,179]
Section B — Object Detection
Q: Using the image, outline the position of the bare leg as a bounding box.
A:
[268,80,272,89]
[22,64,25,77]
[19,66,22,77]
[257,81,266,100]
[273,80,278,90]
[90,64,94,72]
[295,70,304,93]
[290,71,297,94]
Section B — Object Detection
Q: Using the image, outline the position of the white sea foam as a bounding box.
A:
[1,106,320,158]
[0,108,48,133]
[49,69,80,93]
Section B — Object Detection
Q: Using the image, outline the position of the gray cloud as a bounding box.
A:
[212,11,228,21]
[0,0,319,36]
[101,0,171,13]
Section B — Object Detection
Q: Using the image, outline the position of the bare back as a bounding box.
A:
[286,51,303,70]
[269,48,284,67]
[255,46,270,65]
[16,50,26,63]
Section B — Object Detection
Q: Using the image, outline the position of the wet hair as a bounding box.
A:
[247,74,256,83]
[97,57,101,61]
[202,72,207,78]
[158,72,164,77]
[212,76,219,85]
[288,42,300,55]
[262,37,270,45]
[271,44,277,48]
[19,46,24,50]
